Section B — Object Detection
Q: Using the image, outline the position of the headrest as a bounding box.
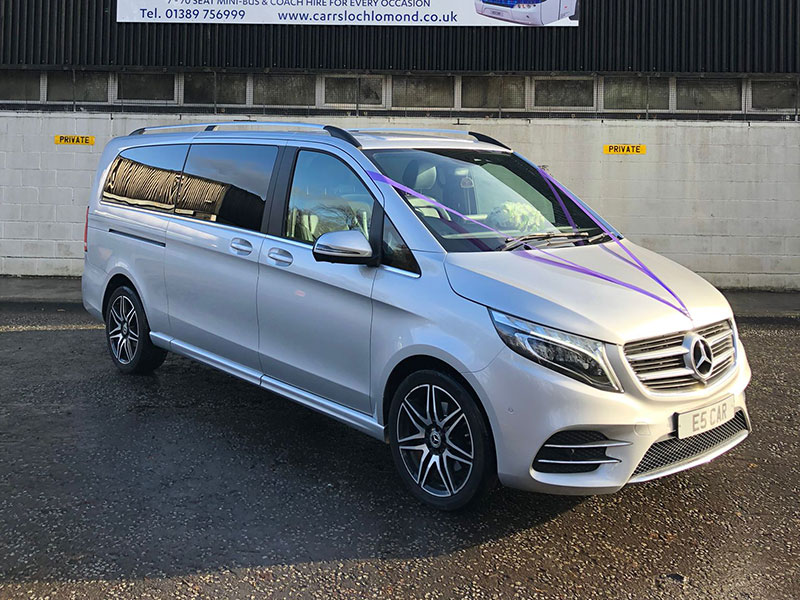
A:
[402,160,438,192]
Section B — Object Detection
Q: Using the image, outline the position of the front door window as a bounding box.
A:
[285,150,375,244]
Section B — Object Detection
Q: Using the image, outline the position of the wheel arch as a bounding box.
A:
[102,272,138,320]
[381,355,497,452]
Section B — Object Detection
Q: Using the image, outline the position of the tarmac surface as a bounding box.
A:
[0,302,797,599]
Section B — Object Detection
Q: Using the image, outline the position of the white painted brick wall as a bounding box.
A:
[0,111,798,289]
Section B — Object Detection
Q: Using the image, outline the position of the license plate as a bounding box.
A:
[677,397,735,439]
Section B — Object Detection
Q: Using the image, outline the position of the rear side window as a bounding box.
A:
[102,145,188,212]
[177,144,278,232]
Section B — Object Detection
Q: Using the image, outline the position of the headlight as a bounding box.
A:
[489,310,622,392]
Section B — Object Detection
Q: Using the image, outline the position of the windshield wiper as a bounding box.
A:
[496,232,588,252]
[585,231,617,244]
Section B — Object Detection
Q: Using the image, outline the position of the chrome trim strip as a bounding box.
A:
[261,234,313,250]
[628,429,749,484]
[626,346,688,362]
[707,330,733,346]
[712,348,735,365]
[544,440,632,449]
[380,264,422,279]
[537,458,621,465]
[168,211,271,237]
[639,366,694,381]
[259,373,385,441]
[165,336,385,441]
[169,338,263,387]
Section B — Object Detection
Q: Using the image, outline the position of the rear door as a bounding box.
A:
[256,144,382,414]
[95,144,189,335]
[165,142,281,378]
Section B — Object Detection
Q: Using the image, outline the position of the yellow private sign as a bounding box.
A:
[604,144,646,155]
[54,135,95,146]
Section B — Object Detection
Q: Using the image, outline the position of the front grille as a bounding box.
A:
[632,411,748,477]
[533,430,628,474]
[624,320,736,393]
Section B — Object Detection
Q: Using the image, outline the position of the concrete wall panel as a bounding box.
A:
[0,112,797,288]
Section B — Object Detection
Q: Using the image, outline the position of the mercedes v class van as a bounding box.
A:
[83,123,751,510]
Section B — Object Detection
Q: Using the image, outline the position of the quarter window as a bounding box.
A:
[177,144,278,232]
[285,151,375,244]
[102,145,189,212]
[382,216,419,274]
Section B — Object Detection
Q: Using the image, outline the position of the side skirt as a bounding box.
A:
[149,332,386,442]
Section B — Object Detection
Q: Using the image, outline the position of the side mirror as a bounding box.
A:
[312,230,374,265]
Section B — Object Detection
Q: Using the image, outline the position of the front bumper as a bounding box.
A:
[81,259,105,322]
[464,342,752,495]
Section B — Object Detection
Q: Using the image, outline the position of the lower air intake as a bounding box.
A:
[632,411,748,477]
[533,430,626,474]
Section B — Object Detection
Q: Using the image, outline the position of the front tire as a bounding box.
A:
[388,370,497,510]
[105,285,167,374]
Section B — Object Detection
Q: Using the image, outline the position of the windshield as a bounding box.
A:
[365,148,619,252]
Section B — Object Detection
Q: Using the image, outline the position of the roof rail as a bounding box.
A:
[202,121,326,132]
[468,131,511,150]
[349,127,510,149]
[128,123,224,136]
[127,121,361,147]
[323,125,361,148]
[350,127,470,137]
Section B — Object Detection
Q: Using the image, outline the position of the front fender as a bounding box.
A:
[370,253,505,426]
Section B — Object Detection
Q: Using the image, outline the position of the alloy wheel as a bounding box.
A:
[108,295,139,365]
[396,383,474,497]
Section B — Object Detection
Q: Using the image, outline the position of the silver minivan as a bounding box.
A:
[83,123,751,510]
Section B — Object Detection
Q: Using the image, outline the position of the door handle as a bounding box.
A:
[267,247,293,266]
[230,238,253,255]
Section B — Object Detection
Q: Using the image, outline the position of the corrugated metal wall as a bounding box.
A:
[1,0,798,73]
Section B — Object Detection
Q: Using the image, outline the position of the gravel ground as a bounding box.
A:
[0,303,797,600]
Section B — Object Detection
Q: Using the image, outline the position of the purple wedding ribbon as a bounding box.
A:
[367,169,692,319]
[538,168,579,234]
[539,171,691,318]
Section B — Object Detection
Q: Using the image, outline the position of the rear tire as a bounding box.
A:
[388,370,497,511]
[105,285,167,375]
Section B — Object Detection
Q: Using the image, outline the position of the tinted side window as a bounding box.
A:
[102,145,189,212]
[285,150,375,244]
[382,216,420,275]
[178,144,278,232]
